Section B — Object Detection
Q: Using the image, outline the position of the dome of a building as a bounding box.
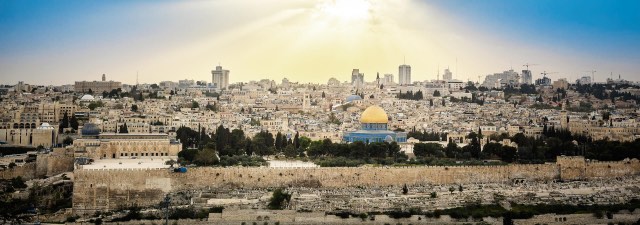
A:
[80,94,95,101]
[360,105,388,124]
[81,123,101,136]
[37,123,54,129]
[346,95,362,103]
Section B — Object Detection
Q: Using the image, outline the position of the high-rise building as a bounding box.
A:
[535,76,551,86]
[443,68,453,81]
[481,69,520,88]
[351,69,364,88]
[398,64,411,85]
[576,76,591,84]
[212,65,230,89]
[521,70,533,84]
[383,74,394,85]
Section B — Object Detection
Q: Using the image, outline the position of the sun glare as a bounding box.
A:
[320,0,371,21]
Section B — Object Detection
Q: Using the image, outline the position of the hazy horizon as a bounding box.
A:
[1,0,639,85]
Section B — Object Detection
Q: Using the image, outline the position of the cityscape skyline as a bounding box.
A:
[1,0,639,85]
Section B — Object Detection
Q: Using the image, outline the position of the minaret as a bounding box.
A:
[102,74,106,81]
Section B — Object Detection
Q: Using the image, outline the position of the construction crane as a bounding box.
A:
[584,70,596,83]
[540,71,557,78]
[523,63,539,71]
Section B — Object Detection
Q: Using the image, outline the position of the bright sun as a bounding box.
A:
[320,0,371,21]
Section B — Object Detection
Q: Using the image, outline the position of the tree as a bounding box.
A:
[449,186,455,194]
[109,89,120,98]
[433,90,441,97]
[275,132,283,150]
[191,101,199,108]
[206,102,218,111]
[131,104,138,112]
[294,131,300,149]
[321,91,326,98]
[119,123,129,133]
[11,176,27,189]
[268,188,291,210]
[88,101,104,110]
[413,143,444,158]
[193,147,219,166]
[402,184,408,195]
[165,159,177,167]
[445,142,459,158]
[70,115,79,130]
[138,92,144,101]
[481,143,503,159]
[501,146,518,163]
[63,136,73,146]
[298,136,311,150]
[59,112,69,133]
[176,126,199,149]
[284,145,297,158]
[458,184,463,192]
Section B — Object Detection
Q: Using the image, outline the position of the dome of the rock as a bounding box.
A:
[360,105,388,124]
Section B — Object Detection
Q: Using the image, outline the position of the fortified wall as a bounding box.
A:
[72,156,640,213]
[0,152,74,180]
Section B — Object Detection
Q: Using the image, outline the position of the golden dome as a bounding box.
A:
[360,105,388,124]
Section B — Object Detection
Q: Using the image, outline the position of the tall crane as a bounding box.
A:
[523,63,539,71]
[584,70,596,83]
[541,71,557,78]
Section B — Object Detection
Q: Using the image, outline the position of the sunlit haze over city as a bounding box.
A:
[1,0,639,85]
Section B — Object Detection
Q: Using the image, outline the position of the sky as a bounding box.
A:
[0,0,639,85]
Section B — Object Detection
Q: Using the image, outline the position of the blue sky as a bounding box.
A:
[429,0,640,57]
[0,0,638,85]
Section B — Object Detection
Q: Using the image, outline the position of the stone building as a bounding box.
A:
[0,123,57,147]
[73,124,181,160]
[74,74,122,94]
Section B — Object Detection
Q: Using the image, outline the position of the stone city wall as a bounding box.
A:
[0,153,74,180]
[72,157,640,213]
[585,160,640,179]
[35,153,75,177]
[0,162,37,180]
[513,211,640,225]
